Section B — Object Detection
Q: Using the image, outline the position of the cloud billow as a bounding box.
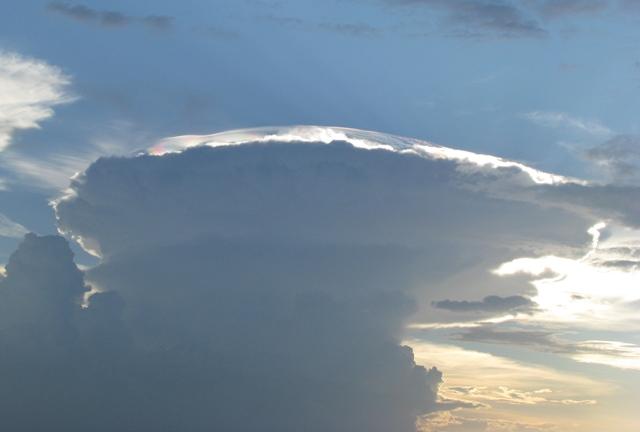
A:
[48,137,597,430]
[6,130,631,430]
[5,140,498,431]
[0,231,438,431]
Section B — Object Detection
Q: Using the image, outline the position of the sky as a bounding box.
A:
[1,1,640,431]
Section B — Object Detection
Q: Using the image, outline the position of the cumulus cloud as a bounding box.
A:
[432,295,536,314]
[0,51,72,151]
[47,2,174,31]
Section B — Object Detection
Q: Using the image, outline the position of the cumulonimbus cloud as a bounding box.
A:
[2,126,637,430]
[48,128,599,430]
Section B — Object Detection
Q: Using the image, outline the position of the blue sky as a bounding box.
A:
[3,0,640,171]
[2,1,640,431]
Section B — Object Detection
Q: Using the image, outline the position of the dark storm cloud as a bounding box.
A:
[47,138,604,430]
[387,0,547,38]
[0,234,130,430]
[585,135,640,184]
[7,129,640,428]
[47,2,174,30]
[28,141,490,431]
[535,181,640,228]
[0,231,439,431]
[432,295,536,314]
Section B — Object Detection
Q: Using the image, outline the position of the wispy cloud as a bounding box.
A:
[0,213,27,239]
[0,51,73,151]
[535,0,609,18]
[432,295,536,314]
[410,340,610,406]
[47,2,174,31]
[1,128,141,190]
[456,326,640,371]
[572,340,640,370]
[261,15,383,37]
[523,111,613,136]
[317,22,382,37]
[387,0,547,39]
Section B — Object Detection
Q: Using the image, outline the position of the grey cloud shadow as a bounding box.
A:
[47,2,174,31]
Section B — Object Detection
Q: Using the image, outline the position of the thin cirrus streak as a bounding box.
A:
[0,51,73,151]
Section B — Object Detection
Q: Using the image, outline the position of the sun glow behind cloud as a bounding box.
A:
[572,341,640,371]
[409,340,609,404]
[495,222,640,331]
[409,340,611,431]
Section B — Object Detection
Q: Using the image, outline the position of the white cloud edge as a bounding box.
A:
[150,125,583,186]
[0,50,74,151]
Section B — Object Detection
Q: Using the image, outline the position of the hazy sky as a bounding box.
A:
[1,1,640,431]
